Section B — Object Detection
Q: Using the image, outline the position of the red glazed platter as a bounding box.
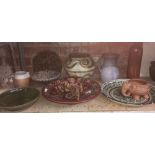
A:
[42,77,101,104]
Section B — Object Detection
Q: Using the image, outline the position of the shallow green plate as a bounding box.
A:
[0,87,40,111]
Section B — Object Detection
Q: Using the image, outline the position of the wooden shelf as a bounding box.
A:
[21,78,155,113]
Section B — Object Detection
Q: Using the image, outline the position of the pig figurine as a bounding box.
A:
[121,79,151,101]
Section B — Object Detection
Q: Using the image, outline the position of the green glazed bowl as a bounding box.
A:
[0,87,40,111]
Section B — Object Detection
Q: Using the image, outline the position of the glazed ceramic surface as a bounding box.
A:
[0,87,40,111]
[150,61,155,81]
[15,71,30,88]
[42,77,100,104]
[65,53,96,78]
[127,45,143,79]
[101,79,155,106]
[31,70,61,82]
[98,53,120,82]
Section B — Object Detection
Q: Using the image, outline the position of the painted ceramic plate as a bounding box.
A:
[31,70,61,82]
[101,79,155,107]
[0,87,40,111]
[42,77,101,104]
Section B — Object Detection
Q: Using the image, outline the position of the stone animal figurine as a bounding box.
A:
[121,79,151,101]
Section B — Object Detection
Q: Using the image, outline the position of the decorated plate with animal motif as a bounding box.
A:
[42,77,101,104]
[101,79,155,107]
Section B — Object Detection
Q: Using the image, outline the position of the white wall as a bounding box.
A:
[140,42,155,77]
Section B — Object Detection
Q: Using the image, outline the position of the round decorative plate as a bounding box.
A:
[0,87,40,111]
[101,79,155,107]
[42,77,101,104]
[31,70,61,82]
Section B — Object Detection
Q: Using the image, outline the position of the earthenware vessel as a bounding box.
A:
[121,79,151,101]
[98,53,120,82]
[65,53,96,78]
[15,71,30,88]
[127,45,143,79]
[149,61,155,81]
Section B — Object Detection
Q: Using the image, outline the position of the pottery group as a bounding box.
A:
[0,52,154,111]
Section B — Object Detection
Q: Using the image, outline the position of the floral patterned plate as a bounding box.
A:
[101,79,155,107]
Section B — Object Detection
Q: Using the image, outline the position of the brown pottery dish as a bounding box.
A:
[42,77,100,104]
[121,79,151,101]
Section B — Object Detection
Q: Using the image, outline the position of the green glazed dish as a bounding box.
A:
[0,87,40,111]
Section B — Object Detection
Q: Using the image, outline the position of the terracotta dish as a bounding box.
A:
[42,77,100,104]
[121,79,151,101]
